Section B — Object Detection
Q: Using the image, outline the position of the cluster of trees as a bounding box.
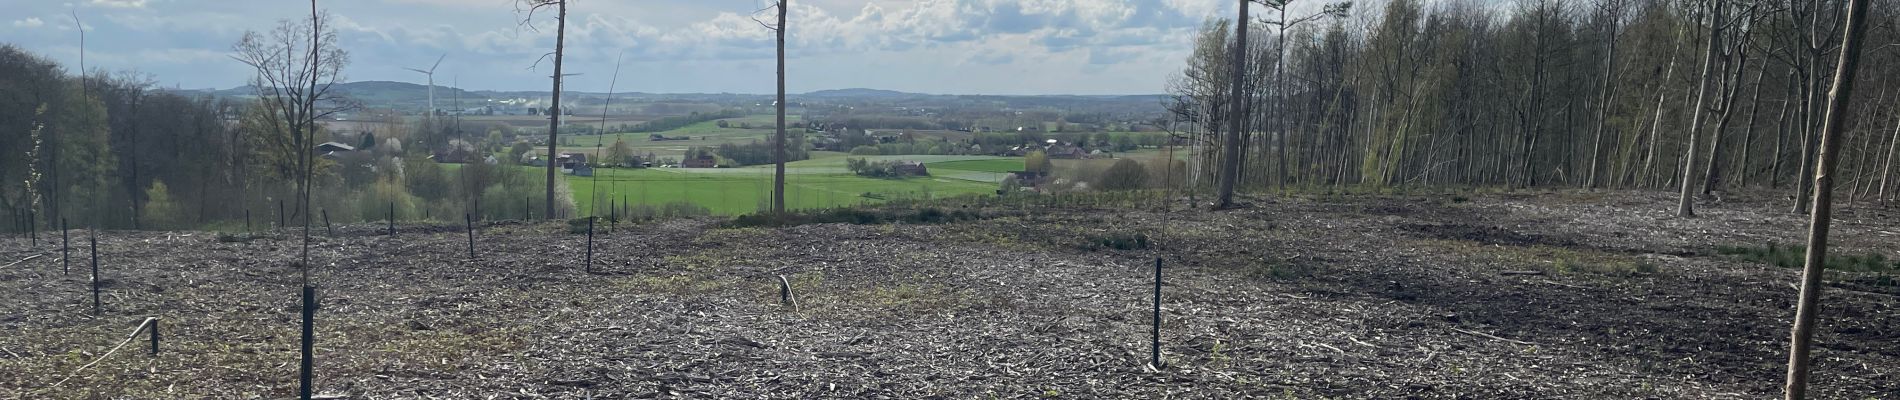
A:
[844,158,926,178]
[1,44,234,229]
[715,136,810,166]
[0,10,579,231]
[1172,0,1900,213]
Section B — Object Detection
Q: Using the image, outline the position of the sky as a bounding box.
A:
[0,0,1343,96]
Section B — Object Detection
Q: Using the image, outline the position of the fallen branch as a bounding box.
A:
[1451,327,1536,346]
[49,317,159,388]
[1499,270,1545,276]
[3,254,45,268]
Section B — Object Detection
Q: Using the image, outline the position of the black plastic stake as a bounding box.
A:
[299,285,316,400]
[278,199,285,229]
[28,210,35,246]
[465,213,476,259]
[90,230,100,315]
[245,209,252,233]
[585,217,595,274]
[387,202,395,237]
[321,209,332,237]
[61,218,69,275]
[1152,257,1163,369]
[149,318,160,355]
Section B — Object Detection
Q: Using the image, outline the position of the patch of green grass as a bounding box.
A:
[559,165,999,216]
[1715,243,1899,273]
[931,159,1024,173]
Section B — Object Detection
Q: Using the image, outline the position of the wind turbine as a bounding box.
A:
[405,54,446,116]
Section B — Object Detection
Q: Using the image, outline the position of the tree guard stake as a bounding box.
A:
[61,218,69,275]
[466,213,476,259]
[299,284,316,400]
[1152,257,1163,369]
[90,229,100,315]
[585,216,595,273]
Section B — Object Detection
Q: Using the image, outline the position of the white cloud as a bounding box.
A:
[87,0,150,8]
[12,17,45,28]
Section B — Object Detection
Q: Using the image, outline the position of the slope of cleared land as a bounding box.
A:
[1,190,1895,398]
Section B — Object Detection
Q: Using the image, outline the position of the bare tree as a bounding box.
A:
[1785,0,1870,396]
[230,2,350,230]
[1216,0,1251,209]
[753,1,789,213]
[1677,0,1725,217]
[1586,0,1627,190]
[519,0,569,219]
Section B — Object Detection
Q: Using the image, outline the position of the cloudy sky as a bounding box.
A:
[0,0,1345,95]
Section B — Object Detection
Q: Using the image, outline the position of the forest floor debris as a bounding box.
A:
[1,190,1895,398]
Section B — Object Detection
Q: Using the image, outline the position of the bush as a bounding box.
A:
[1024,151,1051,173]
[1096,159,1149,191]
[140,180,182,229]
[849,145,882,156]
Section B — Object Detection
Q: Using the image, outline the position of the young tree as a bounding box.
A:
[1785,0,1870,396]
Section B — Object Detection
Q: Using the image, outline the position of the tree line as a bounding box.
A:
[1172,0,1900,213]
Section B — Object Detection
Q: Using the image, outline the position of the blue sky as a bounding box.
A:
[0,0,1333,95]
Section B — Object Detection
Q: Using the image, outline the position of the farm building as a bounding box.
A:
[682,154,718,168]
[892,161,929,176]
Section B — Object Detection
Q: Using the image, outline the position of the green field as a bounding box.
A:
[559,154,1019,216]
[552,116,806,162]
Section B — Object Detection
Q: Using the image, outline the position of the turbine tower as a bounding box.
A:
[405,54,446,116]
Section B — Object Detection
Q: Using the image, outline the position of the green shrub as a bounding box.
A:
[1096,159,1149,191]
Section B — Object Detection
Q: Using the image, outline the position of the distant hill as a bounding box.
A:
[802,88,919,99]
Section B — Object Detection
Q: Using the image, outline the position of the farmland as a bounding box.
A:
[562,154,1022,215]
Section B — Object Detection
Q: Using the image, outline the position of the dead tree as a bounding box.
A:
[519,0,568,220]
[753,1,789,214]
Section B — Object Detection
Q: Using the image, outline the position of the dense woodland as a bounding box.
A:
[1172,0,1900,211]
[0,41,566,231]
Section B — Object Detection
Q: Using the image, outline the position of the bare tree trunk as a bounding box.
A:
[1881,104,1900,203]
[772,0,787,214]
[1735,66,1768,187]
[1786,0,1869,397]
[544,0,567,219]
[1216,0,1247,209]
[1642,21,1690,188]
[1678,1,1724,217]
[1704,36,1752,196]
[1772,72,1797,187]
[1587,1,1621,190]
